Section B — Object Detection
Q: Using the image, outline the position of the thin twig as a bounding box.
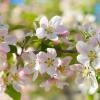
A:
[61,49,78,53]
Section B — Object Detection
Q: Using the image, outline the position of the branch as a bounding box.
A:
[58,49,78,54]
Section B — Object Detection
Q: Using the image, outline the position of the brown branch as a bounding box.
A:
[61,49,78,53]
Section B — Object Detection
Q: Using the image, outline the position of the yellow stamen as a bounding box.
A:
[57,66,65,73]
[88,51,96,61]
[45,58,53,67]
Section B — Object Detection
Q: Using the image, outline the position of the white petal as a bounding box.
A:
[24,65,33,74]
[38,64,47,74]
[97,34,100,43]
[40,16,48,28]
[37,51,47,62]
[47,33,58,41]
[4,35,17,44]
[53,58,61,67]
[47,48,57,58]
[89,71,98,94]
[55,25,67,34]
[36,28,46,39]
[13,83,21,92]
[0,25,8,36]
[77,54,88,64]
[32,69,38,81]
[47,67,56,77]
[92,58,100,69]
[76,41,89,55]
[0,43,10,53]
[49,16,62,29]
[88,36,98,47]
[22,53,30,62]
[28,51,36,61]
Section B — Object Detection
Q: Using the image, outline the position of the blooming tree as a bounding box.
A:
[0,15,100,100]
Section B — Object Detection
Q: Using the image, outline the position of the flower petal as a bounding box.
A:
[47,67,56,77]
[62,56,72,66]
[0,43,10,53]
[47,48,57,58]
[4,35,17,44]
[40,16,48,28]
[49,16,62,29]
[55,25,68,35]
[77,54,88,64]
[36,28,46,39]
[76,41,89,55]
[89,71,98,94]
[37,51,47,62]
[47,33,58,41]
[37,63,47,74]
[32,69,38,81]
[0,25,8,36]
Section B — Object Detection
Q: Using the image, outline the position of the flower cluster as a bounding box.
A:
[36,16,68,41]
[0,15,100,97]
[76,31,100,94]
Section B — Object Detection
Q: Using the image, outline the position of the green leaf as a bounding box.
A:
[96,71,100,83]
[9,45,17,53]
[87,94,94,100]
[6,85,21,100]
[7,52,14,65]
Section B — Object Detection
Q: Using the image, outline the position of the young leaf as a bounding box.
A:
[9,45,17,53]
[6,85,21,100]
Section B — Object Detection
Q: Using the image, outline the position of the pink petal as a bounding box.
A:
[62,56,72,66]
[0,43,10,53]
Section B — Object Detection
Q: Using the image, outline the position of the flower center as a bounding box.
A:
[46,26,54,33]
[12,74,18,81]
[45,58,53,67]
[0,36,4,43]
[83,69,89,77]
[82,66,91,77]
[88,51,97,61]
[29,61,35,67]
[57,65,65,73]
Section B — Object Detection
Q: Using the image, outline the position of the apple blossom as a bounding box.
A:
[55,56,72,79]
[36,48,61,77]
[8,67,32,92]
[76,62,98,94]
[0,24,17,45]
[36,16,67,41]
[21,51,39,81]
[76,40,100,69]
[0,14,99,98]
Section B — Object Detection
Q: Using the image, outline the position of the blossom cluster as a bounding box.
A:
[0,15,100,96]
